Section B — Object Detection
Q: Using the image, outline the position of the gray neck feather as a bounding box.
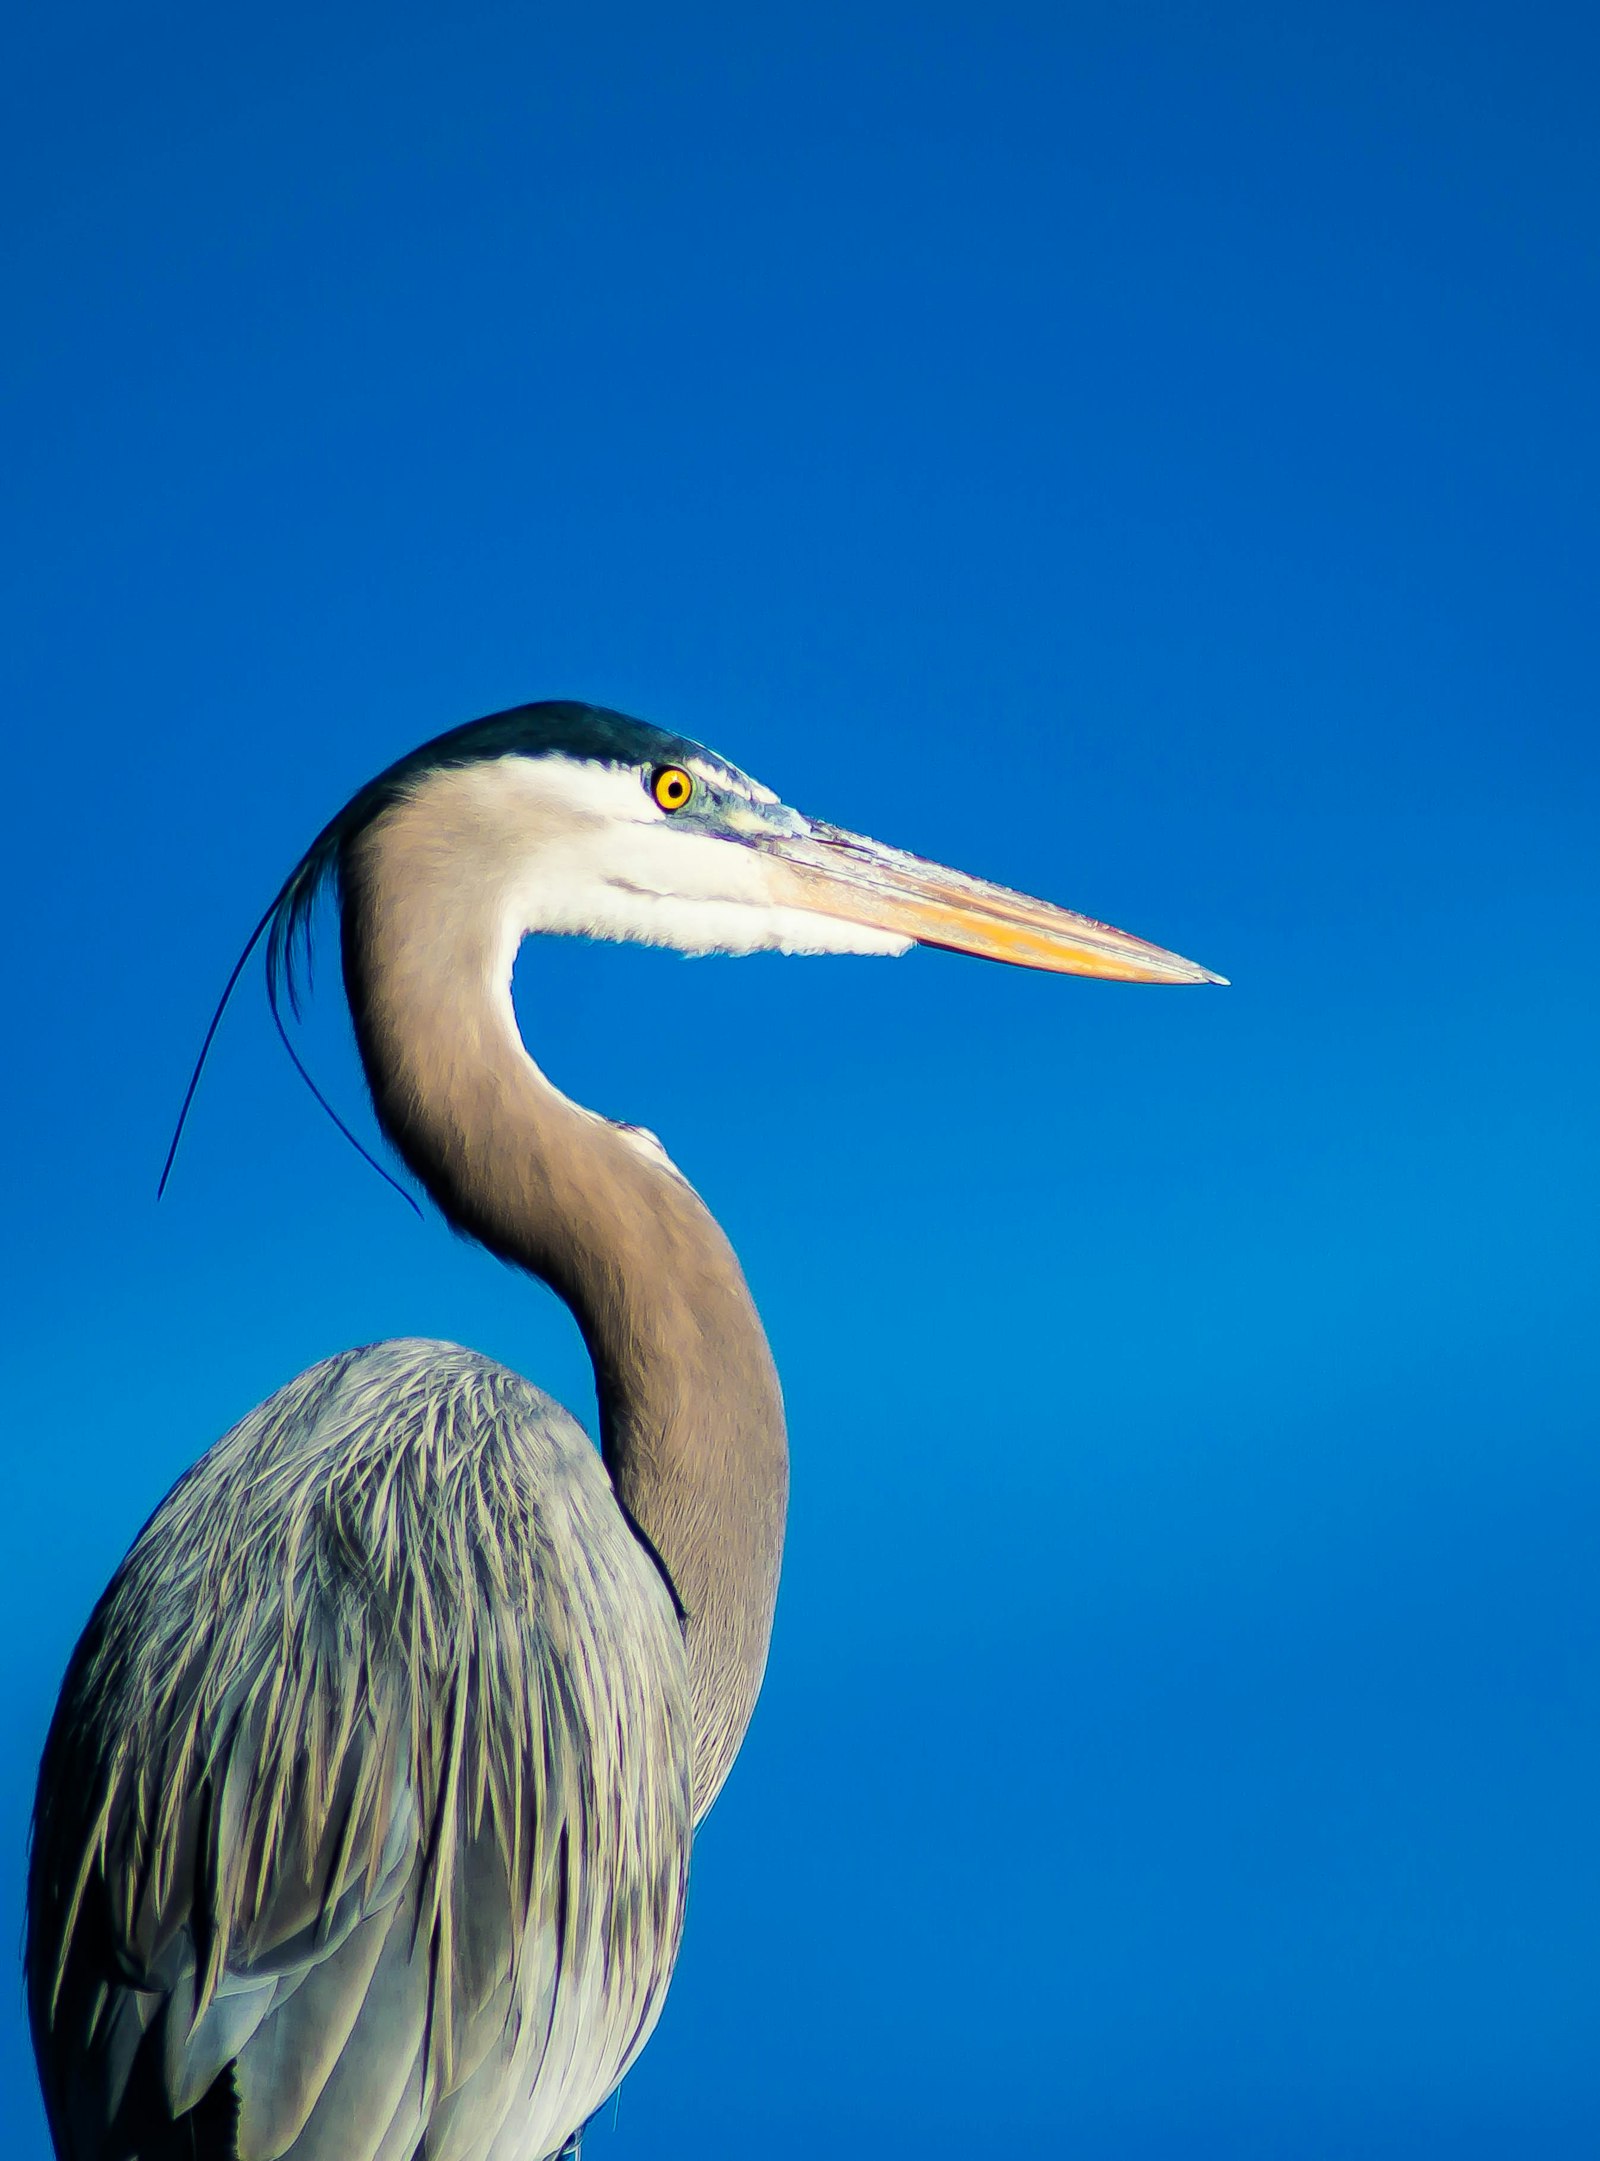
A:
[340,779,789,1819]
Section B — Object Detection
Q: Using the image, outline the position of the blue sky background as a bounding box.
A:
[3,2,1597,2152]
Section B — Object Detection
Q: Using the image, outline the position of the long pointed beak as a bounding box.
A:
[759,822,1226,984]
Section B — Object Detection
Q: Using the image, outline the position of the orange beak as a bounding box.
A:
[759,821,1225,985]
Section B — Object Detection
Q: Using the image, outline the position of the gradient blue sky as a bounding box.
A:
[3,3,1597,2153]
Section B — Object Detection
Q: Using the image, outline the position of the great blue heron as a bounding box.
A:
[27,702,1221,2160]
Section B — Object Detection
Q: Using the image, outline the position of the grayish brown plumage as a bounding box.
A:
[27,703,1222,2160]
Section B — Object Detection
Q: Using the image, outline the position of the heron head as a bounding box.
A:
[160,701,1222,1202]
[271,701,1224,996]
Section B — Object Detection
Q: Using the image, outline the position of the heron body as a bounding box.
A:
[27,703,1220,2159]
[33,1344,691,2161]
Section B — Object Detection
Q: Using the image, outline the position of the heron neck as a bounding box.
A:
[341,809,788,1820]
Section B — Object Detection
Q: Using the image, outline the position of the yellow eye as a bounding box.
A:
[651,765,695,813]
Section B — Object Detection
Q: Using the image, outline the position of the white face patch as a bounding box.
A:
[412,754,912,978]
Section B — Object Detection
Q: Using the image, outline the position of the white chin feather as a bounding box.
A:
[588,891,912,959]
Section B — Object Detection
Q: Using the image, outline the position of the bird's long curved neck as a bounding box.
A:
[339,791,788,1819]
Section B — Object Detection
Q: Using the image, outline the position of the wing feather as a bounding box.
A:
[28,1340,691,2161]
